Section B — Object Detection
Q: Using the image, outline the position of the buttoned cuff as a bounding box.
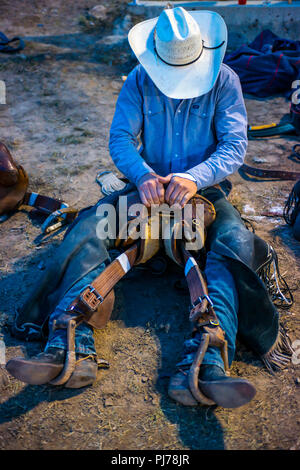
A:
[172,172,197,183]
[131,161,154,186]
[186,164,213,191]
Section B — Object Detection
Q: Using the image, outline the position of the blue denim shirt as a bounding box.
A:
[109,63,248,189]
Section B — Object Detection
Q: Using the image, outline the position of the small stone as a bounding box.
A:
[295,377,300,386]
[141,376,148,383]
[0,367,9,388]
[89,5,107,21]
[111,80,122,90]
[151,396,159,406]
[96,35,126,46]
[104,397,114,407]
[253,157,267,164]
[243,204,255,215]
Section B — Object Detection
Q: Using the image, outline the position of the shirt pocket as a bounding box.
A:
[187,105,215,167]
[143,100,165,118]
[189,104,212,120]
[189,104,214,142]
[142,101,165,162]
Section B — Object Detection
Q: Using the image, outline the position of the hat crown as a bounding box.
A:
[155,7,203,66]
[157,7,200,41]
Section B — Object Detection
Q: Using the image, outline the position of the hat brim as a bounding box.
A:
[128,10,227,99]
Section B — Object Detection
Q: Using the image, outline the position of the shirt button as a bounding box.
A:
[175,154,179,158]
[178,110,181,113]
[176,132,180,136]
[148,110,152,114]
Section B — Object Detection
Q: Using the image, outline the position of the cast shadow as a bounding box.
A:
[0,239,83,425]
[115,263,226,450]
[0,31,136,73]
[269,223,300,266]
[0,383,83,426]
[0,252,225,449]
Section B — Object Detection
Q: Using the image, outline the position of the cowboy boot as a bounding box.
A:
[197,364,256,408]
[168,334,256,408]
[6,347,65,385]
[6,348,98,388]
[168,336,201,406]
[64,355,98,389]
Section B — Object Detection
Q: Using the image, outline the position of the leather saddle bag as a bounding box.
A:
[0,142,28,215]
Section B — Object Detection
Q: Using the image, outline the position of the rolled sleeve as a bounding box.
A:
[109,68,154,186]
[187,68,248,190]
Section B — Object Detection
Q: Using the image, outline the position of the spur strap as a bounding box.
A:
[22,192,78,233]
[23,192,69,214]
[181,243,230,404]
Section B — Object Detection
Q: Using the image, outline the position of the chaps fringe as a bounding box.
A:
[257,246,294,309]
[261,323,294,375]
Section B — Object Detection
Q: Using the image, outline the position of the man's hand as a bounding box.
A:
[137,173,172,207]
[165,175,197,208]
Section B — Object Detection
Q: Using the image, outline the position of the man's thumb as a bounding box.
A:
[157,174,172,184]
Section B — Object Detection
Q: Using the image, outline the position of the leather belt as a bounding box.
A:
[241,163,300,181]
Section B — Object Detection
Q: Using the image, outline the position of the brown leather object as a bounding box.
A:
[116,189,216,266]
[241,163,300,181]
[0,142,28,215]
[85,290,115,330]
[68,244,139,330]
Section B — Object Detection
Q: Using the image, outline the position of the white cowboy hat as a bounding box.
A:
[128,7,227,99]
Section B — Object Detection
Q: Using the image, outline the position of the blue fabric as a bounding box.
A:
[45,263,108,356]
[45,248,238,368]
[224,30,300,98]
[109,63,248,190]
[0,32,24,53]
[201,252,238,370]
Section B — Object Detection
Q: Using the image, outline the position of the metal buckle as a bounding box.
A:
[80,285,104,311]
[191,295,214,309]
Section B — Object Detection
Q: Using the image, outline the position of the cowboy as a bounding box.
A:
[6,7,293,407]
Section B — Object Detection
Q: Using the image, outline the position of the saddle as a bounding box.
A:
[0,142,77,232]
[49,188,230,405]
[0,142,28,214]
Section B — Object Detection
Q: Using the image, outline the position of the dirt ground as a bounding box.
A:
[0,0,299,451]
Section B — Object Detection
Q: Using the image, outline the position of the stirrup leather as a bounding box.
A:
[47,191,218,387]
[181,243,230,405]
